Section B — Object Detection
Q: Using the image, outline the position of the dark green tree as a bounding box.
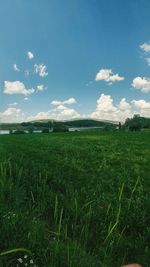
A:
[118,122,122,130]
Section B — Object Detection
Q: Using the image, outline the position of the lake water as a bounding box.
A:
[0,130,10,135]
[69,127,101,132]
[0,127,101,135]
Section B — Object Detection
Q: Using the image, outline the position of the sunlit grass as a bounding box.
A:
[0,131,150,266]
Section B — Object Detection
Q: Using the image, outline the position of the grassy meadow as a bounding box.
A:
[0,131,150,267]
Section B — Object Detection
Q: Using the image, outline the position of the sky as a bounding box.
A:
[0,0,150,123]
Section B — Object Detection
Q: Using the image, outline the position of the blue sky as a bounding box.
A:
[0,0,150,122]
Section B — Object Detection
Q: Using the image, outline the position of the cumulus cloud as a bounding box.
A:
[1,94,149,123]
[27,51,34,60]
[90,94,121,121]
[118,98,131,110]
[55,105,80,120]
[131,99,150,117]
[3,81,34,95]
[13,64,20,72]
[140,42,150,53]
[34,64,48,77]
[95,69,124,84]
[90,94,150,122]
[28,105,80,121]
[132,99,150,109]
[27,97,79,121]
[0,107,24,123]
[51,98,76,106]
[132,77,150,93]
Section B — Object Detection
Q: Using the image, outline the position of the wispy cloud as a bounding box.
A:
[34,64,48,77]
[13,64,20,72]
[146,57,150,66]
[24,70,30,77]
[36,84,46,92]
[51,98,76,106]
[8,102,18,106]
[140,42,150,66]
[24,97,30,101]
[27,51,34,60]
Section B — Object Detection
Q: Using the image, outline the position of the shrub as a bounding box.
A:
[42,128,49,133]
[13,130,26,134]
[53,125,69,132]
[28,127,34,134]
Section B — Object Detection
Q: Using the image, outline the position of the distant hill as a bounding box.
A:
[63,119,117,127]
[0,123,22,130]
[0,118,118,130]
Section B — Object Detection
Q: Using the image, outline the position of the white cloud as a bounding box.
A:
[146,58,150,66]
[28,98,79,121]
[140,42,150,53]
[28,105,80,121]
[95,69,124,83]
[1,94,150,123]
[51,98,76,106]
[34,64,48,77]
[90,94,150,122]
[28,112,49,121]
[132,77,150,93]
[88,94,129,122]
[24,97,29,101]
[64,98,76,105]
[90,94,121,121]
[3,81,35,95]
[36,84,46,92]
[57,104,67,110]
[140,42,150,66]
[118,98,131,110]
[0,107,24,123]
[132,99,150,109]
[55,105,80,120]
[13,64,20,72]
[51,100,62,106]
[131,99,150,117]
[27,51,34,60]
[95,94,117,112]
[8,102,18,106]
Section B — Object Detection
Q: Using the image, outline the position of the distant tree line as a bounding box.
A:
[21,119,114,129]
[64,119,113,127]
[124,115,150,131]
[3,116,150,134]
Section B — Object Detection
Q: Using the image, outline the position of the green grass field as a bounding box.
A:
[0,132,150,267]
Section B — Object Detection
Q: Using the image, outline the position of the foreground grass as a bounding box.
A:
[0,131,150,266]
